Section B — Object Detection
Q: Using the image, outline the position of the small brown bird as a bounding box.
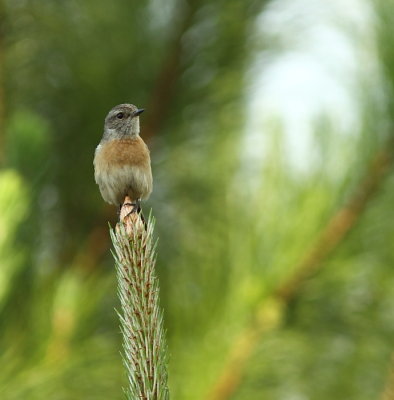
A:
[94,104,152,210]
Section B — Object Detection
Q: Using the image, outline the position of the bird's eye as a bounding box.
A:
[116,112,124,119]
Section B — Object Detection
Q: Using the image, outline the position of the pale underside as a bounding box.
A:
[95,163,152,205]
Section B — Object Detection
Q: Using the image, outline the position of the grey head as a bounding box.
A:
[102,103,145,141]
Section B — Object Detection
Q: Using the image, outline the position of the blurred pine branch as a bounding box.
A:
[207,139,394,400]
[276,143,394,302]
[110,198,169,400]
[144,0,200,142]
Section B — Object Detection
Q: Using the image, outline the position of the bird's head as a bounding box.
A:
[103,104,145,140]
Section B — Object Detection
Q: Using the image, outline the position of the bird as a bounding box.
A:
[93,103,152,214]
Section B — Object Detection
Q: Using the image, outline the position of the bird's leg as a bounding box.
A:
[119,196,139,221]
[119,196,146,229]
[121,195,137,212]
[136,199,142,212]
[125,199,147,228]
[136,199,147,229]
[124,200,139,217]
[118,201,135,216]
[128,203,139,215]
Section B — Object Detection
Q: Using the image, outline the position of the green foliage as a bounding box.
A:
[0,170,28,311]
[111,218,169,399]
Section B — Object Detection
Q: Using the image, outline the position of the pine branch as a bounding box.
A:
[110,197,169,400]
[143,0,200,142]
[207,143,394,400]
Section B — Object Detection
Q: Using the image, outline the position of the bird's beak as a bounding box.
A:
[133,108,145,116]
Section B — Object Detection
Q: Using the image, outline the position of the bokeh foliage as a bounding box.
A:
[1,0,394,399]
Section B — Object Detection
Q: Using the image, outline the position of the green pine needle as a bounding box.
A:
[110,214,169,400]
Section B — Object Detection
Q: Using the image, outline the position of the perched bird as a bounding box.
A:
[94,104,152,211]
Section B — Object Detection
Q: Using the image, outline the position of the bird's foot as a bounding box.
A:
[123,198,142,216]
[123,201,139,216]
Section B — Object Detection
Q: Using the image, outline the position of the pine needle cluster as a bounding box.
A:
[110,201,169,400]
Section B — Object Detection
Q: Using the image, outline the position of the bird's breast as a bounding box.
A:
[94,137,150,172]
[94,137,152,204]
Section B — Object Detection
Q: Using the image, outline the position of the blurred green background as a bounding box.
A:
[1,0,394,399]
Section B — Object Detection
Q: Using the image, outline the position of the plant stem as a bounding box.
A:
[110,197,169,400]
